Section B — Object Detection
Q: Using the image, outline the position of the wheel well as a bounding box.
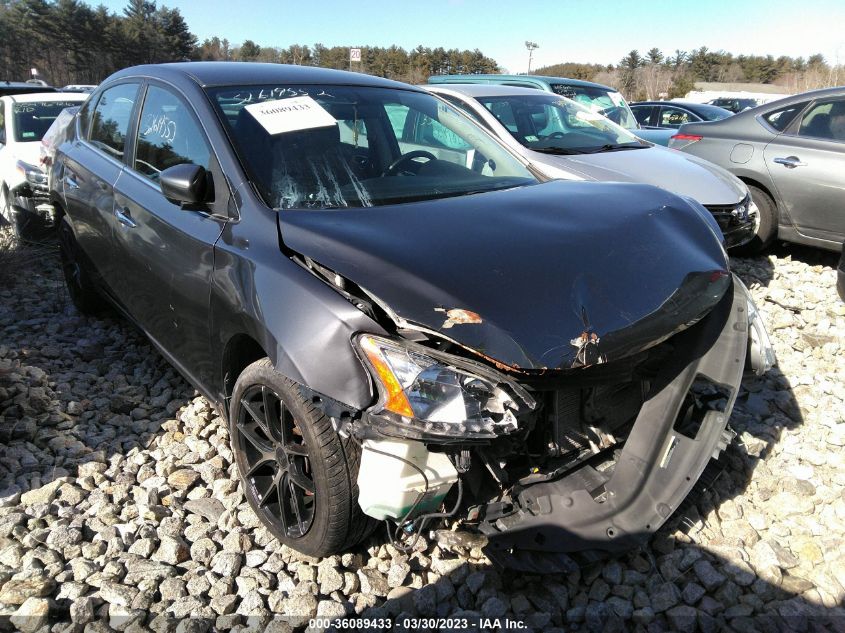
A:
[221,334,267,408]
[737,176,776,209]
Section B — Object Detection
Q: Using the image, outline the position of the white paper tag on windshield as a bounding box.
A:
[245,96,337,135]
[576,110,604,122]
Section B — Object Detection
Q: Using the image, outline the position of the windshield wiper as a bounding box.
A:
[581,142,647,154]
[530,147,587,155]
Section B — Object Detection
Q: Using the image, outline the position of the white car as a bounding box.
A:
[0,91,86,238]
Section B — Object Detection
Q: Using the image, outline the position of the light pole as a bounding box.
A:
[525,41,539,73]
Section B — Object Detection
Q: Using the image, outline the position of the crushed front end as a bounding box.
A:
[343,276,772,564]
[276,180,775,564]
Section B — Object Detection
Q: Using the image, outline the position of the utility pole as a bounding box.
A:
[525,41,539,73]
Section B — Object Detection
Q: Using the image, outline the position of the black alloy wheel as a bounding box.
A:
[234,383,316,539]
[228,359,376,556]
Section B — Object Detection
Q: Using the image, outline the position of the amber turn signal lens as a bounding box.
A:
[359,336,414,418]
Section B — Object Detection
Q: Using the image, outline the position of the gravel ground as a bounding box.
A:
[0,239,843,632]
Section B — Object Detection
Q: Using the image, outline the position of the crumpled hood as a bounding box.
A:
[278,180,731,370]
[532,144,746,207]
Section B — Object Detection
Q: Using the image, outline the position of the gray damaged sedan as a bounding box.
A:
[52,63,775,568]
[670,87,845,253]
[427,84,757,249]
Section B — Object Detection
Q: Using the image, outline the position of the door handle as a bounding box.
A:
[773,156,807,168]
[115,206,137,229]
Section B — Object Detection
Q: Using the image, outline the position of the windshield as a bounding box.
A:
[13,101,81,142]
[549,84,639,129]
[476,93,647,154]
[206,84,536,209]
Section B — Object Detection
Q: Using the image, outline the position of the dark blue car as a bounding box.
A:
[632,100,733,130]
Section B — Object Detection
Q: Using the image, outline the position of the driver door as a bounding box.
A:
[110,82,230,386]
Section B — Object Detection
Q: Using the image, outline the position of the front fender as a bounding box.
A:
[210,214,388,412]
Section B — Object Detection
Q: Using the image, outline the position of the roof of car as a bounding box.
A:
[0,91,87,103]
[761,86,845,107]
[634,101,701,107]
[1,81,49,88]
[427,83,559,98]
[428,74,615,91]
[106,62,422,92]
[634,100,731,111]
[718,86,845,119]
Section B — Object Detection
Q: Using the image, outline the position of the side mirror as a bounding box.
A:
[160,163,210,207]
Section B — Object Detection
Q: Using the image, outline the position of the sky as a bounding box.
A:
[95,0,845,73]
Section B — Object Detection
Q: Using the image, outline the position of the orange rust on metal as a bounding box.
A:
[458,344,545,375]
[435,307,483,329]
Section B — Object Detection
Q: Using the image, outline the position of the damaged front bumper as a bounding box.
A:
[477,276,752,558]
[705,196,757,249]
[7,181,59,238]
[344,276,771,562]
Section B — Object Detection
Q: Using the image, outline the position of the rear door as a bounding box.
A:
[59,82,141,291]
[763,97,845,243]
[110,81,230,385]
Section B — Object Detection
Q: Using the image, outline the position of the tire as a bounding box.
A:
[733,185,777,256]
[229,359,376,557]
[0,185,12,227]
[58,218,109,315]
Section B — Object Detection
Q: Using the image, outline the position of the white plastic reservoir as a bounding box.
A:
[357,438,458,521]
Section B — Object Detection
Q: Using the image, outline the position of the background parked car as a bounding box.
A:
[0,81,57,98]
[670,87,845,253]
[708,97,759,113]
[0,92,86,239]
[60,84,96,93]
[632,101,732,130]
[428,84,756,248]
[52,62,772,563]
[427,73,675,145]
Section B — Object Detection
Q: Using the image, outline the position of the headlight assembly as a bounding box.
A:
[355,334,535,441]
[16,160,47,187]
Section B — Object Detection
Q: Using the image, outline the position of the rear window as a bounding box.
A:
[12,101,81,142]
[762,102,808,132]
[549,84,638,130]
